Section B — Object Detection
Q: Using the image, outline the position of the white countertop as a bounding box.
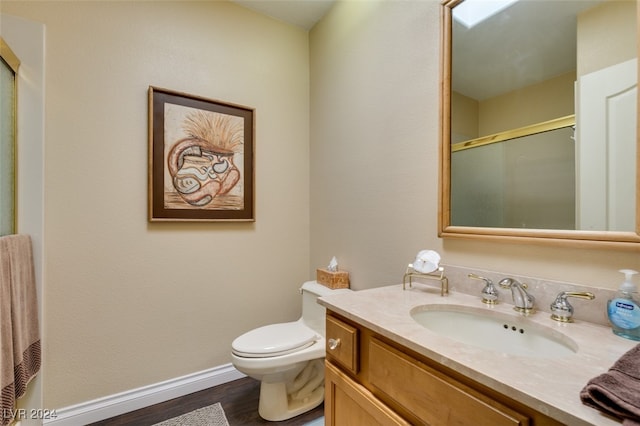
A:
[319,283,637,426]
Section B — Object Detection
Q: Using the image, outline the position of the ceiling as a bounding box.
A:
[231,0,336,30]
[230,1,606,101]
[453,0,603,100]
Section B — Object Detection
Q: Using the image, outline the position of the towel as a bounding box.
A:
[0,235,41,426]
[580,344,640,425]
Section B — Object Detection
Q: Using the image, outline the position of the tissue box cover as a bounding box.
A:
[316,268,350,289]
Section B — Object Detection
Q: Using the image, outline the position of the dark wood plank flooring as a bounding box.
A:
[89,377,324,426]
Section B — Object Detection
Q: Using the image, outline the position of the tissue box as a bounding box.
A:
[316,268,350,289]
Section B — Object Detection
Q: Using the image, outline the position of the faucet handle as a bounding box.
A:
[468,274,499,305]
[550,291,595,323]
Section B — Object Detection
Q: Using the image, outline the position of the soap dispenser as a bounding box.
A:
[607,269,640,341]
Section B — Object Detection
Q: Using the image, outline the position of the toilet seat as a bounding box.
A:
[232,321,319,358]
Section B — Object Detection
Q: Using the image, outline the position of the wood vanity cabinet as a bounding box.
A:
[324,311,565,426]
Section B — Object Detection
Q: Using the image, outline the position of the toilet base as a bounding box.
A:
[257,359,325,421]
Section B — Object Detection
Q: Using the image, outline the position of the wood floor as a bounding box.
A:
[89,376,324,426]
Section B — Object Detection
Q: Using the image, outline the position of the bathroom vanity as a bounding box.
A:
[319,284,636,426]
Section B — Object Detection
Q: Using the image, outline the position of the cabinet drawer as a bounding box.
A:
[326,315,359,374]
[325,361,410,426]
[369,338,530,426]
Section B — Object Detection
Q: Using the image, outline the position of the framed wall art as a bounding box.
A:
[148,87,255,221]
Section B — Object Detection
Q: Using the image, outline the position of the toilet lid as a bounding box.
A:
[232,322,319,358]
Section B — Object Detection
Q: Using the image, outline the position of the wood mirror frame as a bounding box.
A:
[438,0,640,249]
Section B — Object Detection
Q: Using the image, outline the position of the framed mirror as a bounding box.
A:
[0,38,19,236]
[439,0,640,247]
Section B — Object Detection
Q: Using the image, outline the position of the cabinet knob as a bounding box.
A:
[328,338,341,350]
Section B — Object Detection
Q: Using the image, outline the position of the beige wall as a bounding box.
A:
[310,2,640,289]
[451,71,575,140]
[310,0,443,288]
[3,0,640,414]
[451,91,478,142]
[2,0,311,408]
[479,71,575,136]
[578,0,637,77]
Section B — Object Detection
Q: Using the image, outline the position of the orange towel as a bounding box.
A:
[0,235,41,426]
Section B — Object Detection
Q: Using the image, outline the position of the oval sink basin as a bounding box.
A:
[410,305,577,358]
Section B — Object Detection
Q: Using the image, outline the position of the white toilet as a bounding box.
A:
[231,280,350,421]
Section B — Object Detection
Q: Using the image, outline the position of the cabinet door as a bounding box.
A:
[325,361,410,426]
[369,338,530,426]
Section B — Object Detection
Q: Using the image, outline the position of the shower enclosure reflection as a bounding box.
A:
[452,123,575,229]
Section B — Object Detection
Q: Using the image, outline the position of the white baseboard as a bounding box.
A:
[43,364,245,426]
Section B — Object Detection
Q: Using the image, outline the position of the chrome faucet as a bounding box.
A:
[468,273,499,304]
[499,278,535,313]
[550,291,595,323]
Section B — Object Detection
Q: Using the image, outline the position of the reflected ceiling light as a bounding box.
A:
[454,0,519,28]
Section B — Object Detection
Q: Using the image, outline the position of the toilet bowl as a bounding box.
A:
[231,281,350,421]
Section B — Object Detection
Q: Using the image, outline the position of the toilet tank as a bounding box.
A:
[300,281,351,336]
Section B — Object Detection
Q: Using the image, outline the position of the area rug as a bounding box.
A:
[304,417,324,426]
[152,402,230,426]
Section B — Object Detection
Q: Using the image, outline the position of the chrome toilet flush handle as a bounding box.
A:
[328,338,341,350]
[550,291,595,323]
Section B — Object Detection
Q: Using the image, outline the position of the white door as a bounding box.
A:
[576,58,637,231]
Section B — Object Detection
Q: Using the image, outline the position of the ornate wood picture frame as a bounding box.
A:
[148,87,255,222]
